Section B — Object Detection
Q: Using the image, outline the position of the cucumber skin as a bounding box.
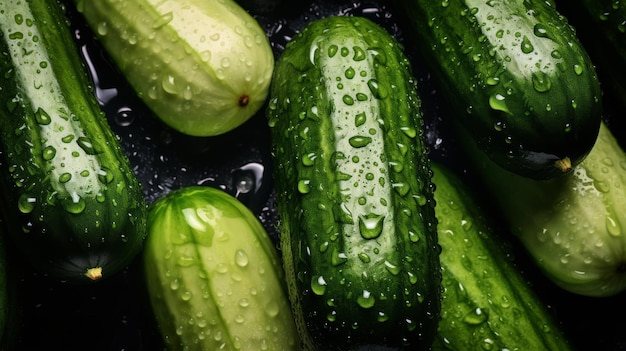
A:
[71,0,275,137]
[556,0,626,102]
[0,0,147,283]
[393,0,602,180]
[431,163,571,350]
[466,121,626,297]
[268,16,441,350]
[143,186,300,351]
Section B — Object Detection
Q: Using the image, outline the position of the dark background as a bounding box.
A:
[3,0,625,350]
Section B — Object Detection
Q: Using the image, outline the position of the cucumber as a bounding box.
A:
[0,0,147,282]
[431,162,571,350]
[143,186,300,351]
[393,0,602,179]
[464,121,626,297]
[556,0,626,104]
[71,0,275,137]
[267,16,441,350]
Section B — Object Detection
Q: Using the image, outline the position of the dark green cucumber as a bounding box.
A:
[393,0,602,179]
[0,0,147,282]
[464,121,626,297]
[556,0,626,103]
[267,16,441,350]
[431,162,571,350]
[144,186,300,351]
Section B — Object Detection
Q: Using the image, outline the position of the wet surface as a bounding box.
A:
[5,0,626,350]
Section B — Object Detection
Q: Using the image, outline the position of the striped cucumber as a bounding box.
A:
[464,121,626,297]
[71,0,275,137]
[267,16,441,350]
[431,162,572,350]
[0,0,147,282]
[144,186,300,351]
[393,0,603,179]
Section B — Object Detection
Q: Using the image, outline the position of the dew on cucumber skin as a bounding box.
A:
[311,275,327,295]
[357,289,375,308]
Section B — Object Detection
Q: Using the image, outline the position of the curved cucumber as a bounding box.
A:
[267,16,441,350]
[0,0,147,282]
[143,186,300,351]
[393,0,602,179]
[71,0,275,137]
[431,162,572,350]
[466,121,626,297]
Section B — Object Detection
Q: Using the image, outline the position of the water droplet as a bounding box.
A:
[331,248,348,266]
[356,92,368,101]
[176,255,195,267]
[59,172,72,183]
[384,260,401,275]
[343,95,355,105]
[327,44,338,58]
[606,216,622,237]
[463,308,487,325]
[302,153,316,166]
[77,136,97,155]
[298,179,311,194]
[400,126,417,138]
[18,193,36,214]
[489,94,511,114]
[520,36,534,53]
[96,21,109,36]
[349,135,372,148]
[533,23,549,38]
[345,67,356,79]
[357,290,375,308]
[355,112,367,127]
[353,46,366,61]
[235,249,249,267]
[62,193,86,214]
[367,79,388,99]
[34,108,51,125]
[359,213,385,239]
[114,106,135,126]
[42,145,56,161]
[573,64,584,75]
[311,275,327,295]
[180,290,192,301]
[532,71,551,92]
[358,252,371,263]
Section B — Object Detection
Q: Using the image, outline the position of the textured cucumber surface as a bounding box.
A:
[5,0,626,350]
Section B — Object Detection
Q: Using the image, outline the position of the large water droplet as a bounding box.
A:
[349,135,372,148]
[359,213,384,239]
[311,275,327,295]
[356,290,375,308]
[532,71,551,92]
[463,308,487,325]
[77,136,97,155]
[235,249,249,267]
[18,193,36,214]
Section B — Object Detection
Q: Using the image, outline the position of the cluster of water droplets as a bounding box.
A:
[154,204,297,350]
